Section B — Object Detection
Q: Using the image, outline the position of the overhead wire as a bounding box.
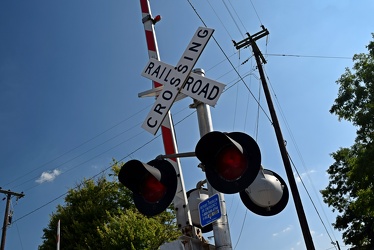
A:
[187,0,341,248]
[186,0,273,126]
[264,53,351,60]
[248,0,263,25]
[289,154,338,249]
[232,51,240,130]
[206,0,233,40]
[11,120,143,190]
[21,127,146,192]
[233,207,247,250]
[9,58,241,190]
[205,51,239,72]
[10,200,24,250]
[239,18,340,250]
[11,133,161,225]
[11,107,198,225]
[185,4,270,247]
[7,44,250,195]
[14,101,199,193]
[242,61,340,249]
[227,0,247,33]
[6,1,350,196]
[263,67,339,244]
[7,0,351,243]
[235,62,257,250]
[221,0,244,36]
[236,61,262,250]
[4,104,152,188]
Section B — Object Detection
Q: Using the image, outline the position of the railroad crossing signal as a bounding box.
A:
[195,131,289,215]
[118,132,289,218]
[195,131,261,194]
[118,159,177,216]
[140,27,226,135]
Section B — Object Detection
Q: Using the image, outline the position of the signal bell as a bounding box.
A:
[195,131,261,194]
[118,159,177,216]
[240,168,289,216]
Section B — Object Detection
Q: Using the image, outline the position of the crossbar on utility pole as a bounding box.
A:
[233,27,316,250]
[0,189,24,250]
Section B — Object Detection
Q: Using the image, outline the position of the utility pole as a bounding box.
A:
[0,189,24,250]
[233,27,316,250]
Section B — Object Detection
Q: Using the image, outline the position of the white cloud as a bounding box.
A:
[273,225,293,237]
[311,230,323,237]
[295,169,316,183]
[36,169,61,184]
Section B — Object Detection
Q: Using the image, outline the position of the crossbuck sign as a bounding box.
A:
[141,27,226,134]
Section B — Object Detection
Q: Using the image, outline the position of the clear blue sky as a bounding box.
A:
[0,1,373,249]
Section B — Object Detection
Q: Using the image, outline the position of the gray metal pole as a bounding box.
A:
[191,68,232,250]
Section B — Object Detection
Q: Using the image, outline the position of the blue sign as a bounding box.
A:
[198,193,222,227]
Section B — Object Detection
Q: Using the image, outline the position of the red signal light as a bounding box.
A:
[153,15,161,24]
[141,174,166,203]
[195,131,261,194]
[216,146,248,181]
[118,159,177,216]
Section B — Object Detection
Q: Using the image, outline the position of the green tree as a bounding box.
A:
[321,34,374,248]
[38,163,180,250]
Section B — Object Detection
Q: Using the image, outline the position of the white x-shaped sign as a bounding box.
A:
[141,27,225,135]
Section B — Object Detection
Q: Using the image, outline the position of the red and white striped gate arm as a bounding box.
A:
[139,0,192,231]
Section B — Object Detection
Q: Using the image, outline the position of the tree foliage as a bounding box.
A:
[38,163,180,250]
[321,34,374,248]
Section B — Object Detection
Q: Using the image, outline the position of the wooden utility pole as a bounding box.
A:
[233,27,316,250]
[0,189,24,250]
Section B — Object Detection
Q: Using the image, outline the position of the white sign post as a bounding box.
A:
[141,27,225,135]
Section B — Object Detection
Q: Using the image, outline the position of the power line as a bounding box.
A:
[264,53,351,59]
[11,120,143,190]
[227,0,247,33]
[187,1,341,248]
[206,0,233,40]
[262,66,339,244]
[5,104,152,189]
[289,155,338,250]
[248,0,263,25]
[186,0,273,125]
[10,93,197,191]
[11,133,159,225]
[9,201,24,250]
[221,0,244,36]
[10,107,197,225]
[6,1,352,246]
